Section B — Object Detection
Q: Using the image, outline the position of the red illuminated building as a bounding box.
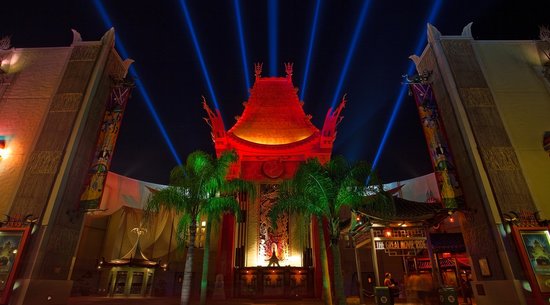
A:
[203,62,345,297]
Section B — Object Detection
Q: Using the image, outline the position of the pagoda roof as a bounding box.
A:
[361,196,450,225]
[228,77,319,145]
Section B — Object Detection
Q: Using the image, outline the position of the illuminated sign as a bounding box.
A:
[374,239,427,250]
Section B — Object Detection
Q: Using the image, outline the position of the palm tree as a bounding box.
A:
[271,181,333,305]
[198,154,255,305]
[146,150,251,305]
[270,156,389,305]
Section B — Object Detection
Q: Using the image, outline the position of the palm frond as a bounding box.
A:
[186,151,214,176]
[203,197,241,222]
[169,165,187,186]
[146,186,190,213]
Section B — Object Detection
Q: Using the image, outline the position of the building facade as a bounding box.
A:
[0,29,132,305]
[410,23,550,305]
[203,63,345,298]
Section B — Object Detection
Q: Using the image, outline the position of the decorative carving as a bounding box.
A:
[0,214,38,227]
[409,55,421,67]
[284,62,293,80]
[262,160,284,179]
[427,23,441,43]
[120,59,134,78]
[479,147,520,170]
[27,151,63,174]
[50,93,83,112]
[503,210,542,227]
[540,26,550,80]
[71,29,82,44]
[69,45,100,61]
[0,36,11,50]
[321,95,346,148]
[0,36,12,78]
[258,184,289,265]
[458,88,495,107]
[461,22,473,38]
[403,70,432,84]
[107,54,133,80]
[202,96,226,142]
[254,62,263,79]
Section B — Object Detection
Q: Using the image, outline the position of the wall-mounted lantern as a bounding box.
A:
[0,137,7,159]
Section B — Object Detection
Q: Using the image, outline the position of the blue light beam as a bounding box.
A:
[300,0,322,101]
[234,0,251,94]
[371,0,443,172]
[268,0,278,76]
[178,0,221,110]
[330,0,372,108]
[93,0,183,165]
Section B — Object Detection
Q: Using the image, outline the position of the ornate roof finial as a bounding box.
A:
[284,62,293,80]
[0,36,11,50]
[254,62,263,80]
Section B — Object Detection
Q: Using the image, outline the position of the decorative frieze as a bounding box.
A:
[69,45,101,61]
[458,88,495,107]
[27,150,63,174]
[479,147,520,170]
[49,93,83,112]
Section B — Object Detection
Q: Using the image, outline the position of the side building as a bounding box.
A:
[0,30,132,305]
[411,23,550,305]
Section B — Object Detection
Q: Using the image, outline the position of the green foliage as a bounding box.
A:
[268,155,391,305]
[145,150,252,244]
[270,155,388,243]
[145,149,254,305]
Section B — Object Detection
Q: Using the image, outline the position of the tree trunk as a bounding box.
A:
[200,218,212,305]
[317,217,333,305]
[181,221,197,305]
[331,240,346,305]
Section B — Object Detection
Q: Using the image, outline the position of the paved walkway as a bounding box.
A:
[68,297,325,305]
[68,296,475,305]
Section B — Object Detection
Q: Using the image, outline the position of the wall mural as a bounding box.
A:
[409,81,464,208]
[79,81,132,210]
[258,184,289,265]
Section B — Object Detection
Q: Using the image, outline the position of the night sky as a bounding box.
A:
[2,0,548,184]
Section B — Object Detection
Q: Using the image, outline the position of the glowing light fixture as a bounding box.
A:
[178,0,221,111]
[0,138,8,159]
[268,0,278,76]
[330,0,372,108]
[300,0,322,101]
[93,0,182,165]
[383,228,392,237]
[371,0,443,172]
[234,0,251,94]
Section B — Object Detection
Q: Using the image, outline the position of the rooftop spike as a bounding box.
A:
[284,62,293,81]
[254,62,263,80]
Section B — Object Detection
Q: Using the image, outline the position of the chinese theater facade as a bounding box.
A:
[203,63,345,298]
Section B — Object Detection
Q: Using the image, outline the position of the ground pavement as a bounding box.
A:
[67,296,475,305]
[67,297,324,305]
